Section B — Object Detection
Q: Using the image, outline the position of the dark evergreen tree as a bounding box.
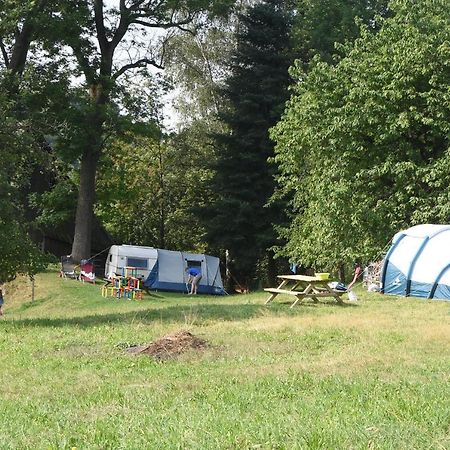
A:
[204,0,294,291]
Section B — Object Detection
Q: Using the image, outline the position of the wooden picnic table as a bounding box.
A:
[264,274,345,307]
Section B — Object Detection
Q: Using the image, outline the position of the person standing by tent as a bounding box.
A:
[0,285,4,316]
[347,262,363,290]
[186,267,202,295]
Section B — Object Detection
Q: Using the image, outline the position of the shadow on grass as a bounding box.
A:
[3,298,357,329]
[17,296,52,311]
[275,300,358,308]
[3,303,271,329]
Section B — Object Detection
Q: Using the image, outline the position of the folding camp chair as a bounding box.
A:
[79,259,96,284]
[60,255,78,279]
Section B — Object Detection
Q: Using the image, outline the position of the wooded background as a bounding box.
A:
[1,0,448,290]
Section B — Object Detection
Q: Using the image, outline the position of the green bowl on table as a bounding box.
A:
[315,272,330,280]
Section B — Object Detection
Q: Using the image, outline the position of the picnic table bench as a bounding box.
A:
[264,274,345,307]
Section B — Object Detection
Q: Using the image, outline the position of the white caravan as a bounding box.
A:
[105,245,157,280]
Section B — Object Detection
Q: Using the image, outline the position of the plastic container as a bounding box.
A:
[314,272,330,280]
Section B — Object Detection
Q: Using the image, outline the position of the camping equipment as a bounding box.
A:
[105,245,225,295]
[79,260,96,283]
[314,272,330,280]
[60,255,77,279]
[382,224,450,300]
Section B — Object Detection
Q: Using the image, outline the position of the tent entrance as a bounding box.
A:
[185,260,202,269]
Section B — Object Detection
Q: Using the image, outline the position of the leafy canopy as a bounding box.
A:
[271,0,450,271]
[0,89,50,281]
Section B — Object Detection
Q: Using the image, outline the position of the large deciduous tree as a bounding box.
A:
[204,0,295,291]
[271,0,450,273]
[51,0,233,262]
[292,0,389,66]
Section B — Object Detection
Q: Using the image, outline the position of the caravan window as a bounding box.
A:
[126,257,148,269]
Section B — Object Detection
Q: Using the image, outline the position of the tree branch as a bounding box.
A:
[71,42,97,84]
[133,15,195,30]
[94,0,108,52]
[110,2,133,51]
[176,24,196,36]
[128,0,147,11]
[112,57,163,79]
[0,39,9,67]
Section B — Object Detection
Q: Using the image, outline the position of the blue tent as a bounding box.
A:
[382,224,450,300]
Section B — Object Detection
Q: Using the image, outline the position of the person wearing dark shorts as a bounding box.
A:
[186,267,202,295]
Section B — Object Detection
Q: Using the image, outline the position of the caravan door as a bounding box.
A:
[105,245,119,278]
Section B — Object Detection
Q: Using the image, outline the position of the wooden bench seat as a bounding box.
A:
[264,288,345,297]
[264,288,302,296]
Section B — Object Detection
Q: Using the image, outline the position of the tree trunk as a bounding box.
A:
[338,262,346,283]
[71,82,107,262]
[158,147,165,248]
[225,249,234,293]
[71,147,99,262]
[266,249,277,287]
[8,21,34,75]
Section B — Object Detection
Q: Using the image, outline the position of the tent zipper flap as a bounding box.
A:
[381,234,405,294]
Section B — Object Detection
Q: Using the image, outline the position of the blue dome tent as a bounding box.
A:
[381,224,450,300]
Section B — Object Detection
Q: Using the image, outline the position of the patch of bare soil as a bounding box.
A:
[126,330,208,361]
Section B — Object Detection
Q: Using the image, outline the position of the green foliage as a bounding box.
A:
[164,1,253,124]
[205,0,295,289]
[29,177,77,229]
[292,0,389,65]
[0,199,49,282]
[272,0,450,271]
[96,124,212,252]
[0,89,49,280]
[166,25,231,122]
[0,1,80,277]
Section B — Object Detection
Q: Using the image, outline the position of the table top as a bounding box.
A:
[277,274,331,282]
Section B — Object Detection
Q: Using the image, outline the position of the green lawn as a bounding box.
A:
[1,270,449,449]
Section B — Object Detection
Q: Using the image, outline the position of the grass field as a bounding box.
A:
[0,269,449,449]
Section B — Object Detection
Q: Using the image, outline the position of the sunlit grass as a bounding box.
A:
[0,270,449,449]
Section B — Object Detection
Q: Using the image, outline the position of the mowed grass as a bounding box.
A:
[1,270,449,449]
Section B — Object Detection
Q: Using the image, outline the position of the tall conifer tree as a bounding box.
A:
[205,0,294,290]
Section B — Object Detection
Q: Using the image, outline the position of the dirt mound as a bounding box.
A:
[127,330,208,360]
